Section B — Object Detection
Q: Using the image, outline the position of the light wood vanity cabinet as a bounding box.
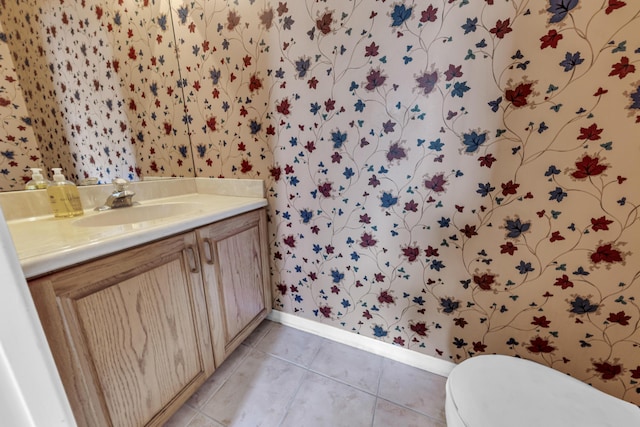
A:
[196,208,271,364]
[28,208,270,427]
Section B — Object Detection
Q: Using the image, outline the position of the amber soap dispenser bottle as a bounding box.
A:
[47,168,84,218]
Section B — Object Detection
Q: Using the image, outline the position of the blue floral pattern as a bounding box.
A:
[1,0,640,405]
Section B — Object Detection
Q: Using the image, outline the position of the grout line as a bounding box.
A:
[244,319,275,348]
[275,362,310,427]
[180,320,447,426]
[192,411,225,427]
[374,397,447,426]
[370,397,379,427]
[306,334,326,369]
[267,310,454,377]
[369,359,387,427]
[304,366,379,399]
[375,356,385,397]
[169,405,198,427]
[188,344,252,415]
[252,321,326,371]
[256,328,381,398]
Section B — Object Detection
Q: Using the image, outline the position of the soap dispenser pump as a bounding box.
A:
[25,167,49,190]
[47,168,84,218]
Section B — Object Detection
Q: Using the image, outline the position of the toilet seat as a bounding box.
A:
[445,355,640,427]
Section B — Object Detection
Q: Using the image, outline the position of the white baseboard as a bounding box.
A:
[267,310,455,378]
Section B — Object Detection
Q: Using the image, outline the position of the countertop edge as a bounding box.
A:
[20,198,267,280]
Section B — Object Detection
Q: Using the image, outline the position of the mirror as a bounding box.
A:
[0,0,196,192]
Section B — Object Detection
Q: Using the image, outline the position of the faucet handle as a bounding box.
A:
[112,178,129,192]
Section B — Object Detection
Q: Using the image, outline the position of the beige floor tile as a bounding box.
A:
[254,323,324,367]
[309,339,383,394]
[168,323,451,427]
[377,359,447,421]
[163,404,197,427]
[185,414,225,427]
[186,344,252,409]
[280,371,377,427]
[372,398,446,427]
[241,319,275,347]
[201,350,306,427]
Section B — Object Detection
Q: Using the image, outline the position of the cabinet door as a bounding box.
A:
[197,208,271,365]
[28,233,214,427]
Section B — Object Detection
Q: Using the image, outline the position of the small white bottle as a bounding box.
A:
[25,168,50,190]
[47,168,84,218]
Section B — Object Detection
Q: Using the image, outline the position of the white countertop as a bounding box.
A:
[3,179,267,279]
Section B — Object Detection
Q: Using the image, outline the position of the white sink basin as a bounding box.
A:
[73,203,205,227]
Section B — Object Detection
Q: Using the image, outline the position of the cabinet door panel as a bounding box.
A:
[198,209,271,365]
[29,232,214,427]
[217,225,265,340]
[75,258,203,425]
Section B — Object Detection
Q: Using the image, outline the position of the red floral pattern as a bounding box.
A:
[1,0,639,406]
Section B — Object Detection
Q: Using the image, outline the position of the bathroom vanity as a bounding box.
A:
[2,178,271,427]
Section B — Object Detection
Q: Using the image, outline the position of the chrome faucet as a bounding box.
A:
[96,178,136,210]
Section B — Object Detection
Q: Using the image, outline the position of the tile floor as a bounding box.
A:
[164,320,447,427]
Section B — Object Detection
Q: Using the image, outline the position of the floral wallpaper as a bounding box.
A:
[0,19,42,191]
[2,0,640,405]
[0,0,193,186]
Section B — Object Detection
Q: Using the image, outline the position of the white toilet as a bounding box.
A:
[445,355,640,427]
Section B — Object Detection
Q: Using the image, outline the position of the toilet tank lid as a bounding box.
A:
[446,355,640,427]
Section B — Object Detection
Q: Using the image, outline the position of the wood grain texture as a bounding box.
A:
[197,208,272,365]
[29,232,215,427]
[27,211,271,425]
[29,280,111,426]
[217,225,264,339]
[76,259,201,425]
